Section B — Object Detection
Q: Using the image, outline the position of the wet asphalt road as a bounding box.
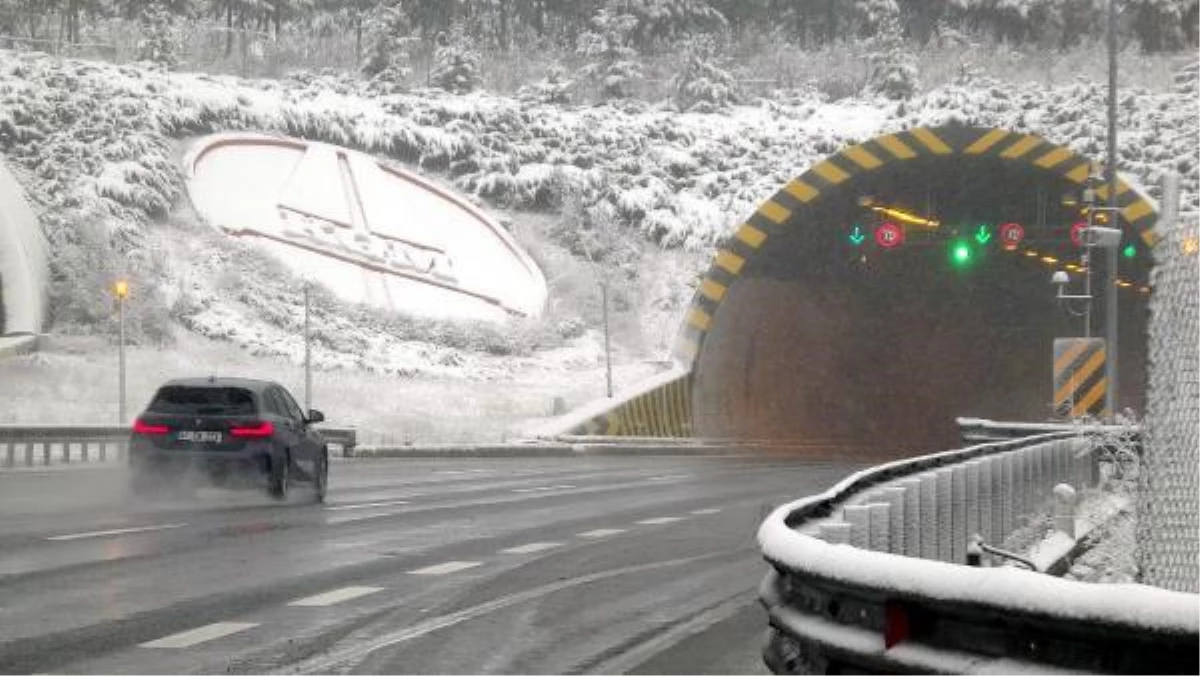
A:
[0,454,860,674]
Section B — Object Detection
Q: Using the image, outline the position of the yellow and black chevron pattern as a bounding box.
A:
[570,372,692,436]
[673,125,1160,366]
[1053,338,1109,418]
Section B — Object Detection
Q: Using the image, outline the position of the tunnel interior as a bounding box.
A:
[692,154,1150,455]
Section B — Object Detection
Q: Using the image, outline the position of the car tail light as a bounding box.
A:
[230,421,274,438]
[884,601,910,648]
[132,419,169,435]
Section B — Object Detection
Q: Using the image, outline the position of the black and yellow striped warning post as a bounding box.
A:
[1053,338,1108,418]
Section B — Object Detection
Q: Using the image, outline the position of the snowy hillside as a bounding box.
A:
[0,51,1195,379]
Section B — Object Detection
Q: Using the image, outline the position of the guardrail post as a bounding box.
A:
[1054,483,1077,538]
[920,472,938,560]
[99,440,107,462]
[868,503,890,552]
[818,522,852,544]
[965,460,981,552]
[844,505,871,549]
[1041,444,1055,500]
[951,465,968,563]
[42,441,51,466]
[1001,450,1015,540]
[976,459,993,544]
[25,442,33,466]
[899,478,922,558]
[936,468,954,562]
[3,441,11,468]
[881,487,906,555]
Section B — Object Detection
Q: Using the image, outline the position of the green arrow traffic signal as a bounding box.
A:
[849,225,865,246]
[975,224,992,245]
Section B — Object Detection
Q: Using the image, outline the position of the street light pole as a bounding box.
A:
[304,282,312,412]
[114,280,129,424]
[1105,0,1120,419]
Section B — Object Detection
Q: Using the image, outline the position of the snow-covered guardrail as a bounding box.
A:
[758,431,1199,674]
[0,425,357,467]
[956,416,1119,444]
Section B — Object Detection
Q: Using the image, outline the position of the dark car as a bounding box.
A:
[129,377,328,501]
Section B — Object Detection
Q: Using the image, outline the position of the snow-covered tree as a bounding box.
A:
[577,2,644,101]
[671,33,738,112]
[430,22,482,93]
[854,0,901,37]
[360,0,413,92]
[864,14,919,100]
[517,64,574,104]
[137,1,183,69]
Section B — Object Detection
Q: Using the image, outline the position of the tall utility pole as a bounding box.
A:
[601,278,613,398]
[303,283,312,412]
[1105,0,1119,419]
[115,280,129,424]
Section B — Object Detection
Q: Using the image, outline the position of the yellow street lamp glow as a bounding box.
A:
[868,205,940,229]
[1183,237,1199,256]
[114,280,129,299]
[1041,256,1058,265]
[1024,250,1039,258]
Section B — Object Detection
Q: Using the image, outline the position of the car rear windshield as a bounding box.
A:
[147,386,257,416]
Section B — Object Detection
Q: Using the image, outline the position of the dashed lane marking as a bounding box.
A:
[636,517,685,525]
[576,529,626,539]
[47,523,188,541]
[690,508,722,515]
[500,542,563,554]
[324,500,410,511]
[140,622,258,649]
[647,474,690,482]
[408,561,482,576]
[511,484,576,493]
[289,586,383,607]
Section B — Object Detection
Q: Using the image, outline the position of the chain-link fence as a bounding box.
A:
[1137,193,1199,593]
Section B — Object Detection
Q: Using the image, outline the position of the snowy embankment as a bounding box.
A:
[0,51,1195,377]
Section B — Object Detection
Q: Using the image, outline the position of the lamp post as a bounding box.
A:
[1104,0,1120,420]
[114,279,129,424]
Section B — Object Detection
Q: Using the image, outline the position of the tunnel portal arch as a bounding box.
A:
[567,126,1160,451]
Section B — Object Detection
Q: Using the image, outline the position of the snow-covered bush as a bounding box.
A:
[576,3,644,101]
[517,65,574,105]
[864,15,919,100]
[360,0,413,93]
[430,23,482,94]
[671,34,738,113]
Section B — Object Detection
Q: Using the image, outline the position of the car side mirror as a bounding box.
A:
[307,409,325,424]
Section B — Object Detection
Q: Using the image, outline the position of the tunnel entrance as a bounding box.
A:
[686,129,1153,455]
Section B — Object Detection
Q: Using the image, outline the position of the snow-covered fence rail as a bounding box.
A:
[758,431,1199,674]
[956,416,1114,444]
[0,425,357,467]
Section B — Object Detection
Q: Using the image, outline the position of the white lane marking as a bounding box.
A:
[434,470,466,475]
[325,500,410,511]
[500,542,562,554]
[289,586,383,607]
[636,517,684,525]
[648,474,690,482]
[409,560,481,576]
[577,528,625,539]
[47,523,187,542]
[690,508,722,515]
[511,484,575,494]
[140,622,258,649]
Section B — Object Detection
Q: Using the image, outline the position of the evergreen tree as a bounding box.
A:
[430,21,483,93]
[577,2,644,100]
[671,33,737,112]
[518,64,574,104]
[137,1,183,69]
[864,13,918,99]
[360,0,413,93]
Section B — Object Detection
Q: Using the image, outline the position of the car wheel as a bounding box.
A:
[313,449,328,504]
[269,451,290,500]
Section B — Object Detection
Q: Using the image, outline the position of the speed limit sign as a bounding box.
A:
[874,222,904,249]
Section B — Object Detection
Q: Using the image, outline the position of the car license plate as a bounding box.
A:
[179,431,222,443]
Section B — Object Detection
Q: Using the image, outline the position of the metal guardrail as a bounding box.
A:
[956,416,1116,443]
[759,430,1199,674]
[0,424,357,467]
